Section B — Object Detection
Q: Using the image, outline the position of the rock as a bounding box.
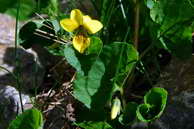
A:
[156,56,194,96]
[0,14,15,45]
[0,85,32,129]
[0,44,45,92]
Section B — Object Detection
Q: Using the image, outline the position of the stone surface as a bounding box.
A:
[0,14,15,45]
[0,85,32,129]
[0,44,45,92]
[156,56,194,96]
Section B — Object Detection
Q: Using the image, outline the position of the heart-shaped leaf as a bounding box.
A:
[85,36,103,55]
[8,108,43,129]
[148,0,194,59]
[136,87,168,122]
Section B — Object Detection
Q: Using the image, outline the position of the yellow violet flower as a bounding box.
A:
[60,9,103,53]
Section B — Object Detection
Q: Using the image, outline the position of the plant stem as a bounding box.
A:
[133,0,140,49]
[15,0,24,112]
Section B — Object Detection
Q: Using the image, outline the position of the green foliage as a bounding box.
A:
[73,58,105,108]
[136,87,168,122]
[86,36,103,55]
[63,42,138,122]
[119,102,138,125]
[64,46,84,74]
[77,121,114,129]
[0,0,36,20]
[148,0,194,59]
[0,0,60,20]
[101,43,138,86]
[10,0,183,128]
[40,0,59,18]
[8,108,43,129]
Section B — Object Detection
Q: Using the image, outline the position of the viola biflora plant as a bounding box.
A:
[12,6,169,129]
[9,0,194,128]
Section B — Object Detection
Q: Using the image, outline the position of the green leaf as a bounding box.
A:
[86,36,103,55]
[119,102,138,125]
[8,108,43,129]
[77,121,114,129]
[64,46,84,75]
[136,87,168,122]
[148,0,194,59]
[101,42,139,86]
[40,0,59,18]
[50,20,61,33]
[73,58,105,108]
[85,42,138,111]
[0,0,36,20]
[73,42,138,113]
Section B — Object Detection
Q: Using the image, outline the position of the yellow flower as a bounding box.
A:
[60,9,103,53]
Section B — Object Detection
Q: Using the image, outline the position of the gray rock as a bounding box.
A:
[0,44,45,92]
[0,85,32,129]
[0,14,15,45]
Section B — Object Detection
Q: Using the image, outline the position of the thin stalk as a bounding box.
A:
[0,66,17,80]
[114,0,130,107]
[133,0,140,49]
[34,58,39,102]
[15,0,24,112]
[104,0,116,27]
[139,61,153,86]
[33,32,68,44]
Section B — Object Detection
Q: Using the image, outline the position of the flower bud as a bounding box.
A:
[111,97,121,120]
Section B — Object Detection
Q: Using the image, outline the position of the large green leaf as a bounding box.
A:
[136,87,168,122]
[73,58,105,108]
[77,121,114,129]
[85,36,103,55]
[88,43,138,111]
[101,42,139,86]
[72,42,138,116]
[64,46,84,75]
[148,0,194,59]
[8,108,43,129]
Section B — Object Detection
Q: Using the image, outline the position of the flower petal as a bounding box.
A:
[71,9,83,25]
[83,15,103,34]
[60,19,79,32]
[73,34,90,53]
